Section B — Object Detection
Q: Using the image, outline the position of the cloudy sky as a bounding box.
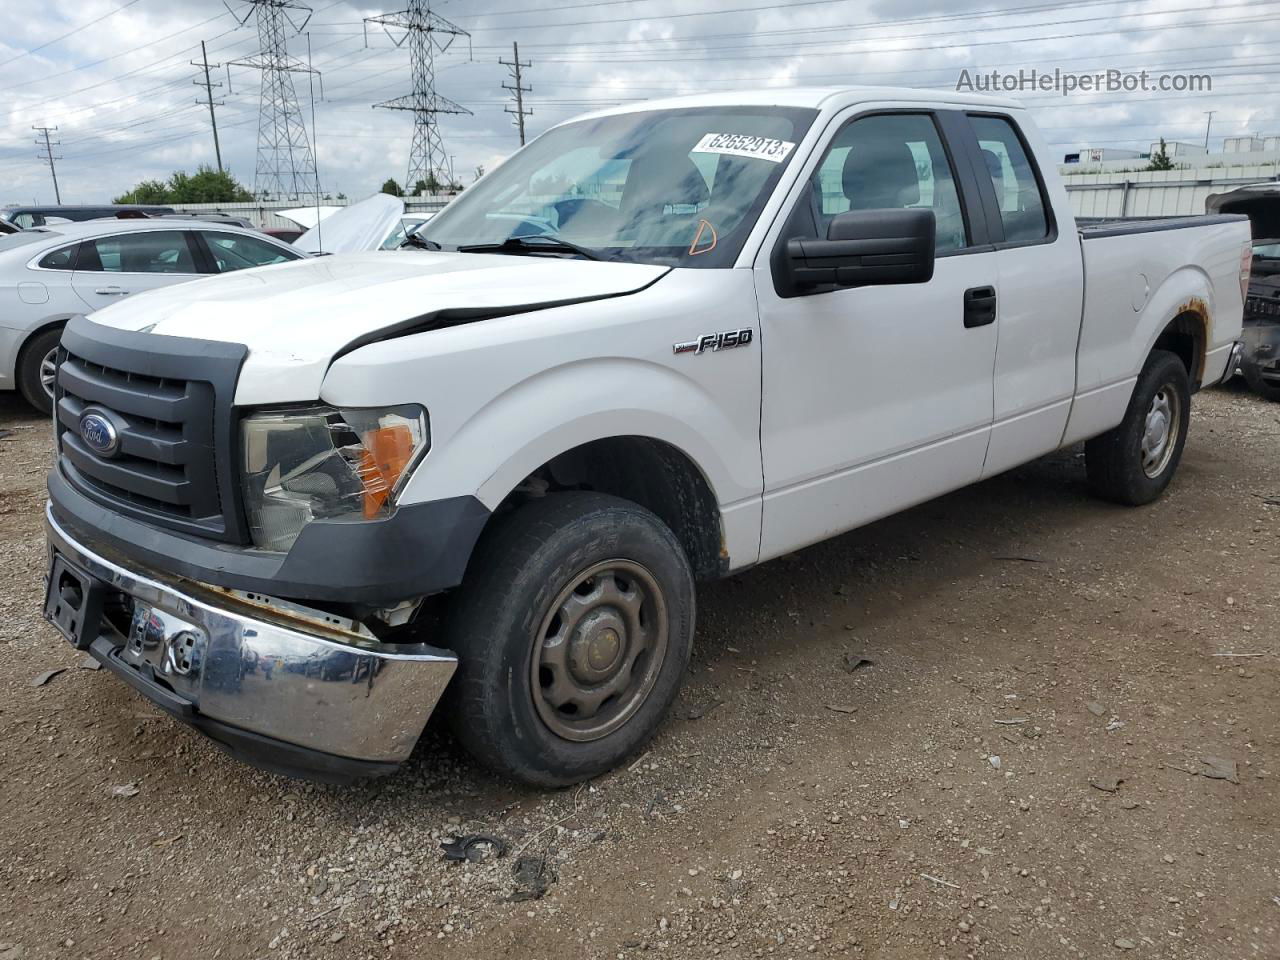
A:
[0,0,1276,204]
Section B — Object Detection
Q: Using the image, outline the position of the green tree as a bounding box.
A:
[1146,138,1175,172]
[114,166,252,204]
[114,179,169,204]
[381,178,404,197]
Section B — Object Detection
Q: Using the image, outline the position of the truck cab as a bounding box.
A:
[42,87,1249,785]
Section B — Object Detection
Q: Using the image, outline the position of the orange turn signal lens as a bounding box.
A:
[359,423,415,519]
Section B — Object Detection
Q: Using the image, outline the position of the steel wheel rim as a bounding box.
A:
[39,348,57,399]
[530,558,669,743]
[1140,384,1181,478]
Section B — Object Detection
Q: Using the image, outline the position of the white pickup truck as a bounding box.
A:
[42,87,1249,785]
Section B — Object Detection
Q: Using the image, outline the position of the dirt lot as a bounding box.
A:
[0,385,1276,960]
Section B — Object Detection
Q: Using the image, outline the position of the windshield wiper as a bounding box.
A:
[400,233,442,250]
[456,235,603,261]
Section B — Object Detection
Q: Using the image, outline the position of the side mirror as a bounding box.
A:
[783,208,936,293]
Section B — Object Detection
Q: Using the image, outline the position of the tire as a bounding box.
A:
[443,492,695,787]
[1241,358,1280,403]
[16,326,63,416]
[1085,349,1191,506]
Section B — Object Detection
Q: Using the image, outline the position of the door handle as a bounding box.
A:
[94,286,130,296]
[963,286,997,328]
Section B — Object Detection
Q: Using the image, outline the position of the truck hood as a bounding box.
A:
[84,251,668,404]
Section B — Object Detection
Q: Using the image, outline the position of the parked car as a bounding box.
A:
[42,87,1248,787]
[379,214,433,250]
[292,194,436,254]
[0,219,305,414]
[287,197,437,253]
[2,204,175,228]
[1241,238,1280,400]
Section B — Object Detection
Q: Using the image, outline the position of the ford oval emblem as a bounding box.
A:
[79,410,120,458]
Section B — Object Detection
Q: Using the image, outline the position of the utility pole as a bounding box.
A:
[192,40,225,174]
[499,41,531,146]
[1203,110,1216,150]
[33,126,62,204]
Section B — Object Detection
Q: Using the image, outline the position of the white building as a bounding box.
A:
[1060,144,1280,221]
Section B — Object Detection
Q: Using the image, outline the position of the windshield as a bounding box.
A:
[421,105,817,268]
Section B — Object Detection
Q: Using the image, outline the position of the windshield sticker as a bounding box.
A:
[692,133,795,164]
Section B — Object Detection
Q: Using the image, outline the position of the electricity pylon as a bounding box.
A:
[364,1,470,194]
[226,0,321,200]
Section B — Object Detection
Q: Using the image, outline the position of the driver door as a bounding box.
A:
[754,110,999,560]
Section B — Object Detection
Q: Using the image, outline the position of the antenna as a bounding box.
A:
[226,0,322,200]
[364,1,470,195]
[33,125,63,204]
[192,40,225,174]
[499,41,531,146]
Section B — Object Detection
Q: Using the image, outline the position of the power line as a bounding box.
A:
[498,41,531,146]
[33,125,63,203]
[0,0,145,71]
[460,0,1135,47]
[524,10,1280,63]
[193,40,226,174]
[0,10,232,93]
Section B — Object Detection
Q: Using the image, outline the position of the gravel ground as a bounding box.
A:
[0,384,1277,960]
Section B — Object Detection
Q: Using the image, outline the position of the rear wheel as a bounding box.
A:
[443,492,694,786]
[16,327,62,416]
[1085,349,1191,505]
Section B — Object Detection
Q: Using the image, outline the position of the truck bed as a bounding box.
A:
[1069,213,1249,420]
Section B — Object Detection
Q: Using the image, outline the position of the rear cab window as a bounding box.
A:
[967,115,1051,244]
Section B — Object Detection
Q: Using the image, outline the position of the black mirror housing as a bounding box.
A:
[784,208,936,293]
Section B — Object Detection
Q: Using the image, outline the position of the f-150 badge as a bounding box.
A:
[673,328,754,355]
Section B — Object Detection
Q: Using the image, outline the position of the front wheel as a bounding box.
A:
[1085,349,1191,505]
[17,327,62,416]
[443,492,695,786]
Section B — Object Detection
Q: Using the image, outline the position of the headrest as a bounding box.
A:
[842,140,921,209]
[621,154,711,213]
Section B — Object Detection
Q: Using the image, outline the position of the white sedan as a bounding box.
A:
[0,218,305,414]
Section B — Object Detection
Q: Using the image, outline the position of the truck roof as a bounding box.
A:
[570,85,1024,123]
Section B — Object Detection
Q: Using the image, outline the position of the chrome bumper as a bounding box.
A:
[45,505,457,773]
[1220,340,1246,385]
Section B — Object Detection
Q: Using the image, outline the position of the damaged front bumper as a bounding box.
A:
[44,505,456,783]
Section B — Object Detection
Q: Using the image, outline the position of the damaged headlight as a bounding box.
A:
[240,404,430,552]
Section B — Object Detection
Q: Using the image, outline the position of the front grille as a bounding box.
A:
[55,315,248,543]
